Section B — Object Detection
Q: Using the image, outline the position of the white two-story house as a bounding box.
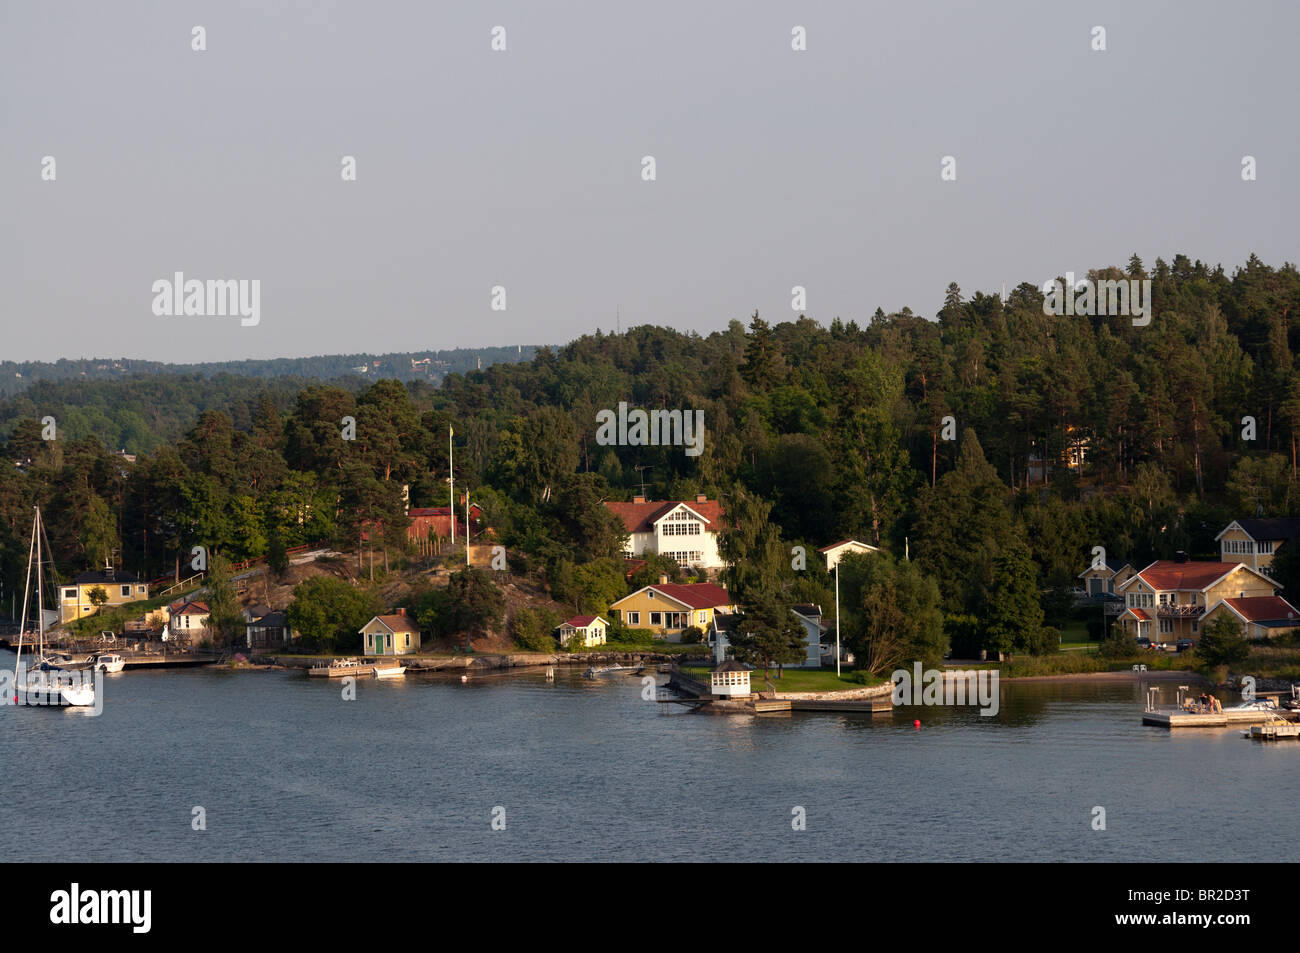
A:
[604,495,725,569]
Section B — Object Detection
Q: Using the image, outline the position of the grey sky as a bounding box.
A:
[2,0,1295,364]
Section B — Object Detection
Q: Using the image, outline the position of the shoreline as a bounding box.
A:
[999,669,1201,684]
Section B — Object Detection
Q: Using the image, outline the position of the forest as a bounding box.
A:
[2,252,1298,665]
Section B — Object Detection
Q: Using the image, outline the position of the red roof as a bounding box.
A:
[563,615,599,628]
[604,499,723,534]
[1129,561,1240,592]
[1222,596,1300,623]
[1128,608,1151,621]
[173,600,209,615]
[409,505,482,518]
[646,582,733,609]
[375,613,419,634]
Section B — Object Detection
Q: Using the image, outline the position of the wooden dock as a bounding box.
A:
[1249,722,1300,740]
[1142,708,1300,729]
[654,695,791,714]
[787,697,892,713]
[121,654,216,671]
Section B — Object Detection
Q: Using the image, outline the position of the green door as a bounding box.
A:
[375,633,384,654]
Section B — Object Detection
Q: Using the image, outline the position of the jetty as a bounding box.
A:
[1142,684,1300,729]
[307,658,407,678]
[1248,720,1300,740]
[660,665,889,715]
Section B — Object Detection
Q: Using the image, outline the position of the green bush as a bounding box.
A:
[511,606,560,652]
[1098,631,1138,659]
[1196,617,1251,668]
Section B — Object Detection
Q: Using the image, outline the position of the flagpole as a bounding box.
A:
[449,425,455,547]
[835,560,841,678]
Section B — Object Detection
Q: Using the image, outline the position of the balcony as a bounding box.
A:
[1155,604,1203,618]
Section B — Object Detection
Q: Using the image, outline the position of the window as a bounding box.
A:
[627,612,639,625]
[650,612,662,626]
[64,589,76,599]
[121,585,131,597]
[698,612,707,625]
[404,634,410,647]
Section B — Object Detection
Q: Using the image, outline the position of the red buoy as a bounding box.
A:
[913,719,921,729]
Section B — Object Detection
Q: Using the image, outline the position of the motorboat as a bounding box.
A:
[92,654,125,673]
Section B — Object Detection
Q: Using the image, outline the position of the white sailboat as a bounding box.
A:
[12,507,97,709]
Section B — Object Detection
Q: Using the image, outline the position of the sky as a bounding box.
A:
[2,0,1296,364]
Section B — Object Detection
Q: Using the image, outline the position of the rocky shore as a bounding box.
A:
[263,650,701,672]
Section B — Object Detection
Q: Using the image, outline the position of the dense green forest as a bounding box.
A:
[3,253,1298,663]
[0,346,535,401]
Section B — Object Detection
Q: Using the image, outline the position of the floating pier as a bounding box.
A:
[1140,709,1298,728]
[786,696,892,713]
[1248,721,1300,740]
[1142,684,1300,729]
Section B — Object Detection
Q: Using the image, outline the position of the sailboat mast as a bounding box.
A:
[35,508,45,657]
[12,508,37,682]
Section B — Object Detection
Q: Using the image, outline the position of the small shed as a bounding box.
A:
[711,660,751,698]
[359,609,421,655]
[558,615,608,648]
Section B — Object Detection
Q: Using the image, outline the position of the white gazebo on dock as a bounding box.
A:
[711,660,752,698]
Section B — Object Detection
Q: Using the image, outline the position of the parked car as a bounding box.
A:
[1176,639,1193,652]
[1135,636,1152,649]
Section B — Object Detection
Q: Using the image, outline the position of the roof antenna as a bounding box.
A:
[633,463,653,498]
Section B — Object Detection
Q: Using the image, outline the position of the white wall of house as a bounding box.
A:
[622,505,724,569]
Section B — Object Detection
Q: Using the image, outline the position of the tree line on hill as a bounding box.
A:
[1,252,1297,666]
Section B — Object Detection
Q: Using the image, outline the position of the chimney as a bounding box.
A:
[658,574,669,585]
[633,495,646,504]
[395,607,406,616]
[696,494,707,503]
[1173,551,1189,564]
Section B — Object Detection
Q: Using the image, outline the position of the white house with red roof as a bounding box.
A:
[603,495,724,569]
[1115,555,1284,642]
[169,599,211,643]
[608,580,736,640]
[558,615,608,648]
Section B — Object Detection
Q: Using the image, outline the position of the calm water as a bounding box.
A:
[2,654,1293,862]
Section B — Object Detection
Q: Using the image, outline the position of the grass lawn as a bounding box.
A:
[1057,620,1092,643]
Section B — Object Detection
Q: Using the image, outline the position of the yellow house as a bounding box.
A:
[558,615,607,648]
[1116,558,1279,642]
[1077,558,1136,597]
[609,581,736,641]
[1202,595,1300,641]
[59,569,149,624]
[359,610,421,655]
[1216,518,1300,573]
